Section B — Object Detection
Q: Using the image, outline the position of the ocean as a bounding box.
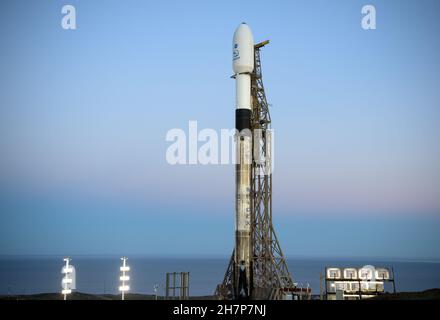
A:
[0,256,439,296]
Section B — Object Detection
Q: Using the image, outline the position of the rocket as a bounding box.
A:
[232,22,254,299]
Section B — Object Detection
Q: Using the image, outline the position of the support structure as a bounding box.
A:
[166,272,189,299]
[216,41,297,300]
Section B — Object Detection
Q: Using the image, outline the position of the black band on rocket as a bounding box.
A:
[236,109,251,131]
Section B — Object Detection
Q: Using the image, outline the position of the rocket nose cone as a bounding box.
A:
[232,23,254,73]
[233,23,254,45]
[234,22,252,34]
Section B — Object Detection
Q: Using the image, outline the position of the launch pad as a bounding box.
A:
[215,25,309,300]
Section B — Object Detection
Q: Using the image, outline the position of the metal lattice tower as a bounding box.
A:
[215,41,295,300]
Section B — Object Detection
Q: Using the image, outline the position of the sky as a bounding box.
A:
[0,0,439,259]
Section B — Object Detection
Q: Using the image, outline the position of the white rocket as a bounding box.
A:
[232,22,254,299]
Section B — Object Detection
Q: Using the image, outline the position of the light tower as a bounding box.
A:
[61,257,75,300]
[215,23,296,300]
[119,257,130,300]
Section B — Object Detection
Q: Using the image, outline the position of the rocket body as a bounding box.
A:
[232,23,254,299]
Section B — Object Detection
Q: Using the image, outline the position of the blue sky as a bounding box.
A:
[0,0,439,259]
